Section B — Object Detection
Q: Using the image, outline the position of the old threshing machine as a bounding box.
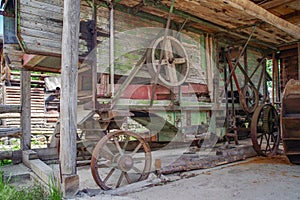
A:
[11,0,283,190]
[69,27,282,190]
[75,29,223,190]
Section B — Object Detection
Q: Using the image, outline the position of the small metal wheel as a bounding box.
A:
[251,104,280,156]
[91,130,152,190]
[240,84,259,113]
[147,35,189,87]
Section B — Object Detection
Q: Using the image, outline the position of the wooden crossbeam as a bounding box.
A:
[222,0,300,40]
[23,54,47,68]
[260,0,296,10]
[0,128,21,137]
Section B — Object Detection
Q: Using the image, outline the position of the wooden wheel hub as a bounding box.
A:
[147,35,189,87]
[115,155,134,172]
[91,131,152,190]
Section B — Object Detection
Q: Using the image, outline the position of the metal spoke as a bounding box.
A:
[124,172,132,184]
[259,133,263,147]
[91,131,151,190]
[131,142,143,156]
[132,166,142,174]
[133,156,146,161]
[95,160,111,168]
[116,172,125,188]
[103,168,115,184]
[122,135,130,153]
[113,137,124,155]
[265,134,271,152]
[100,146,114,161]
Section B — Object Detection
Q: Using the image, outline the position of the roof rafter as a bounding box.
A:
[259,0,296,10]
[222,0,300,39]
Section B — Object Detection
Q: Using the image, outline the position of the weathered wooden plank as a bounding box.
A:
[0,128,22,137]
[20,42,61,55]
[0,148,58,163]
[33,0,63,7]
[298,42,300,80]
[222,0,300,40]
[0,105,21,113]
[20,14,62,33]
[60,0,80,182]
[20,69,31,150]
[161,145,257,174]
[20,0,63,14]
[0,112,56,119]
[20,3,63,21]
[260,0,296,10]
[60,0,80,196]
[21,35,61,49]
[20,27,62,41]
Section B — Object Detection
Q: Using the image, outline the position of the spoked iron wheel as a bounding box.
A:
[240,84,259,113]
[147,35,189,87]
[91,130,152,190]
[251,104,280,156]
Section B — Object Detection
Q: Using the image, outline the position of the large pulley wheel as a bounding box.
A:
[147,36,190,87]
[91,130,152,190]
[240,84,259,113]
[251,104,280,156]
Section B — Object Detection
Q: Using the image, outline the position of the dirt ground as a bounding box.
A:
[75,156,300,200]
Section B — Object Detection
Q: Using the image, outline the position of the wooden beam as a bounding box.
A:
[0,104,21,113]
[260,0,295,10]
[22,54,47,68]
[0,128,21,137]
[60,0,80,197]
[222,0,300,40]
[20,69,31,150]
[298,42,300,80]
[23,65,61,73]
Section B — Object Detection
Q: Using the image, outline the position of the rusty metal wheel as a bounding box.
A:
[251,104,280,156]
[240,84,259,113]
[91,130,152,190]
[147,36,189,87]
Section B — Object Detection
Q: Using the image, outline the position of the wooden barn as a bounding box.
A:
[0,0,299,197]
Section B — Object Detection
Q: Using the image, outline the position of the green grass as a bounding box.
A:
[0,160,12,167]
[0,171,62,200]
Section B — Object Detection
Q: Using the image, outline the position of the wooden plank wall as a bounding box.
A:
[279,47,299,92]
[18,0,64,55]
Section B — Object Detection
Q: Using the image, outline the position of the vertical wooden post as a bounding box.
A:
[60,0,80,197]
[205,34,213,102]
[20,69,31,150]
[272,53,279,104]
[92,0,98,110]
[298,42,300,80]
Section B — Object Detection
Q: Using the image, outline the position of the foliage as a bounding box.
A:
[0,171,62,200]
[0,160,12,167]
[48,176,62,200]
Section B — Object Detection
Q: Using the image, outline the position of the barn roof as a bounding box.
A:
[107,0,300,49]
[3,0,300,72]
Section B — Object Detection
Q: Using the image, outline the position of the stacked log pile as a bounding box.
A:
[0,86,59,135]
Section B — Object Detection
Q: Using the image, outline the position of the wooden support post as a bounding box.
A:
[272,53,279,104]
[60,0,80,197]
[205,34,213,102]
[298,42,300,80]
[20,69,31,150]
